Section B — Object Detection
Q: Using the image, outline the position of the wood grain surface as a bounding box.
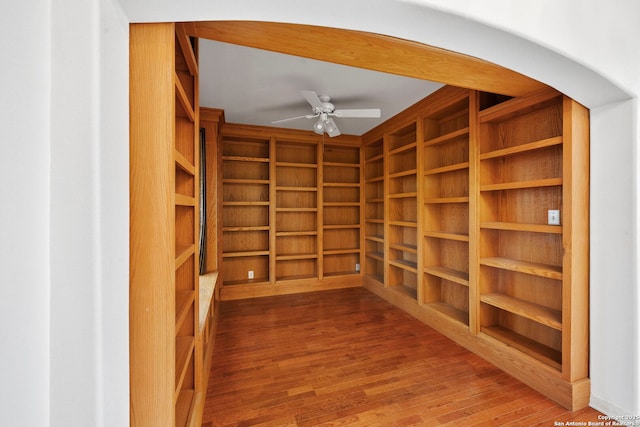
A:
[201,287,602,426]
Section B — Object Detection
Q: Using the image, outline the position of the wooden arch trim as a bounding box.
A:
[187,21,547,97]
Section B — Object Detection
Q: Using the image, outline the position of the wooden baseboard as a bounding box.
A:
[220,274,363,300]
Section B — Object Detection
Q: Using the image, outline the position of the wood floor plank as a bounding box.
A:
[202,287,603,426]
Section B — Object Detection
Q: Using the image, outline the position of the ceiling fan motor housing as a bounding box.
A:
[313,95,335,114]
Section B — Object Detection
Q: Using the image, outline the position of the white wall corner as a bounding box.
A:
[49,0,130,426]
[588,98,640,416]
[97,0,131,425]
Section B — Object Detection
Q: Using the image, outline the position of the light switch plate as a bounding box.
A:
[548,210,560,225]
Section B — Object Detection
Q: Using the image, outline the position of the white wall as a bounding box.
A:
[50,0,99,422]
[407,0,640,96]
[50,0,130,425]
[96,2,131,424]
[1,0,637,424]
[0,1,51,426]
[589,98,639,415]
[1,0,129,426]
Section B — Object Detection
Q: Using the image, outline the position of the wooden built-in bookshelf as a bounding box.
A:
[275,139,320,282]
[221,135,271,286]
[363,137,385,285]
[130,22,208,427]
[362,85,589,411]
[422,87,472,328]
[218,125,362,299]
[322,143,362,278]
[386,121,419,299]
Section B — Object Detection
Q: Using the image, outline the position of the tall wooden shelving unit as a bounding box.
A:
[363,85,590,410]
[220,135,271,285]
[275,139,320,282]
[386,121,420,300]
[476,89,590,386]
[322,142,362,278]
[421,87,473,327]
[130,23,204,427]
[363,137,386,285]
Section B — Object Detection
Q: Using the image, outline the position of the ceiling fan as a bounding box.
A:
[272,90,381,137]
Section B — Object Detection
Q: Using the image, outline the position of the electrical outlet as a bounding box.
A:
[248,270,254,280]
[355,263,360,272]
[548,210,560,225]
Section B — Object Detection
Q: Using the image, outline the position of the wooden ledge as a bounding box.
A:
[199,272,218,331]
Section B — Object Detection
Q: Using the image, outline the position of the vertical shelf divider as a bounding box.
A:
[269,136,277,285]
[468,90,480,334]
[383,131,391,290]
[317,140,324,280]
[415,116,425,305]
[359,143,366,279]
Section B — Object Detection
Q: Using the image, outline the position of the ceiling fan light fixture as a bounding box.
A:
[313,117,325,134]
[325,118,341,137]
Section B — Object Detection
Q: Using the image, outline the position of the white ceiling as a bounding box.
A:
[199,40,444,136]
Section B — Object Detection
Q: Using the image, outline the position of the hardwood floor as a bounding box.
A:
[202,287,603,426]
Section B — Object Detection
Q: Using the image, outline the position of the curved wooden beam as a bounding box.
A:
[190,21,547,97]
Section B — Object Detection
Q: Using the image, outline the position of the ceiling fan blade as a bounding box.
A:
[272,114,317,124]
[301,90,323,109]
[332,108,381,118]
